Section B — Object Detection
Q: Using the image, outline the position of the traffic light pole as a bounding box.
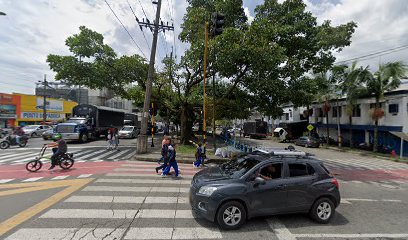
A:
[203,22,209,146]
[42,74,47,125]
[137,0,162,154]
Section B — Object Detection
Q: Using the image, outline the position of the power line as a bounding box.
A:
[137,0,150,20]
[127,0,151,52]
[104,0,147,59]
[336,44,408,64]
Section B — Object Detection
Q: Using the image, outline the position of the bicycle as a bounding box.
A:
[25,144,75,172]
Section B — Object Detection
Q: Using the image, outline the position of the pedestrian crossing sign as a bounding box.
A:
[307,124,314,131]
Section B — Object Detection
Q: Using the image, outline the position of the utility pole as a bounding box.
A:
[136,0,169,153]
[42,74,47,125]
[203,22,209,146]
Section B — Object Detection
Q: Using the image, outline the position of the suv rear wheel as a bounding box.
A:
[216,201,246,230]
[309,197,335,224]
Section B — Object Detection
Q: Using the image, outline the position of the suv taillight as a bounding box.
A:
[331,178,339,189]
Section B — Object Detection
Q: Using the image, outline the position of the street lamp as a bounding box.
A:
[0,12,6,16]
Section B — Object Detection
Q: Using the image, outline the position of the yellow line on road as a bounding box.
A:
[0,178,93,236]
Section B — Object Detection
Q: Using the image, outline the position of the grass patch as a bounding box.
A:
[176,144,197,154]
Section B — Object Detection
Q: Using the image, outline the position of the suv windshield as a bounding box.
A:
[221,158,261,178]
[121,127,134,131]
[23,126,39,129]
[66,118,86,124]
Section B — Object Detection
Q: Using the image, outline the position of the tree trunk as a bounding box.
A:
[180,103,194,145]
[349,115,353,148]
[373,99,380,152]
[336,98,341,148]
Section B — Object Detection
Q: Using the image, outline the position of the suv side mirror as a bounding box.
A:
[254,177,266,187]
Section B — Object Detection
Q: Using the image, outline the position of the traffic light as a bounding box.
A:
[212,12,225,36]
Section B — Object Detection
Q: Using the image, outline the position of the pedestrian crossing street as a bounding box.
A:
[0,147,136,165]
[3,161,280,240]
[318,157,408,170]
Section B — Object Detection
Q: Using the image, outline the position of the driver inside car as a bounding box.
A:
[258,165,278,180]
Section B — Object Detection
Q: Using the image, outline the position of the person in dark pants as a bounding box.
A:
[47,133,67,170]
[194,141,206,167]
[162,143,179,177]
[156,136,170,173]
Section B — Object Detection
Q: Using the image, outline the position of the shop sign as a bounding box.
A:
[36,98,63,111]
[0,93,13,104]
[21,112,64,120]
[0,113,17,119]
[0,104,16,114]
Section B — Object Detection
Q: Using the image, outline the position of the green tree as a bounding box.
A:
[47,26,148,98]
[337,62,368,148]
[364,61,408,152]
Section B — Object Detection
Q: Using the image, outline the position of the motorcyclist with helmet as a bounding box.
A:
[47,133,67,170]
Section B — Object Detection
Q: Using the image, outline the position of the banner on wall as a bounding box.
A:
[21,112,64,120]
[36,98,63,111]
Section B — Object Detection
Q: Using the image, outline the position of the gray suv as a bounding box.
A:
[189,149,340,230]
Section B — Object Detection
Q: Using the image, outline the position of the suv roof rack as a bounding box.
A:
[252,145,314,157]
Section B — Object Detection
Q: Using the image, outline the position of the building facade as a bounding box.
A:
[0,93,78,127]
[309,83,408,156]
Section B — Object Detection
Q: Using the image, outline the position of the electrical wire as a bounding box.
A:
[336,44,408,64]
[127,0,151,52]
[104,0,147,59]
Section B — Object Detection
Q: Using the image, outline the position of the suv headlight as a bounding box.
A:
[198,186,218,196]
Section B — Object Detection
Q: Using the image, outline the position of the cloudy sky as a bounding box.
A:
[0,0,408,94]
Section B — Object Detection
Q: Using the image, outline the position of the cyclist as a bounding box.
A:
[47,133,67,170]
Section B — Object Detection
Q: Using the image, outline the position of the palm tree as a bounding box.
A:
[339,62,368,148]
[364,61,408,152]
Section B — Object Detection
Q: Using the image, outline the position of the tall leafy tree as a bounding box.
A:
[364,61,408,152]
[47,26,148,98]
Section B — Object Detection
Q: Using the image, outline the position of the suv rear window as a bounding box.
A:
[320,164,331,175]
[289,163,315,177]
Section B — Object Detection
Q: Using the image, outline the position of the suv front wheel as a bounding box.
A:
[216,201,246,230]
[309,197,335,224]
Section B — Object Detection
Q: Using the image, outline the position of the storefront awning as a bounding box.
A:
[390,132,408,142]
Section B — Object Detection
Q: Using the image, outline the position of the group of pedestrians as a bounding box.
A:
[155,135,179,177]
[107,127,119,151]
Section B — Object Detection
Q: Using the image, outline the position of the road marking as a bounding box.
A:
[293,233,408,238]
[64,196,146,203]
[343,198,377,202]
[82,186,151,192]
[267,217,296,240]
[76,149,106,160]
[95,178,191,185]
[124,227,222,239]
[5,228,127,240]
[0,179,14,184]
[340,199,351,204]
[51,176,69,180]
[87,150,118,160]
[40,209,138,219]
[22,177,43,182]
[381,199,403,202]
[107,149,132,160]
[77,174,93,178]
[0,178,93,236]
[104,173,193,179]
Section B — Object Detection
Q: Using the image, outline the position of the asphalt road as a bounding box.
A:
[0,136,408,239]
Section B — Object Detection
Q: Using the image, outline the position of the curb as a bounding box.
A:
[130,156,228,164]
[324,146,408,163]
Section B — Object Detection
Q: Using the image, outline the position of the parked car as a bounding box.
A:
[118,126,139,139]
[189,149,340,229]
[22,125,53,138]
[295,136,320,148]
[42,125,57,140]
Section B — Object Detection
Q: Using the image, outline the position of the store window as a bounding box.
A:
[352,105,361,117]
[389,104,399,114]
[332,106,342,118]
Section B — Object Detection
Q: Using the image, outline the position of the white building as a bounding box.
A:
[309,81,408,156]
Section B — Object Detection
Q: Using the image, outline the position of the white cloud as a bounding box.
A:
[244,7,254,24]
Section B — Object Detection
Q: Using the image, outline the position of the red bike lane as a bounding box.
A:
[332,168,408,182]
[0,161,124,180]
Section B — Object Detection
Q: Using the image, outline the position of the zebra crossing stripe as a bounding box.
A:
[22,177,43,182]
[51,176,69,180]
[87,150,119,161]
[77,174,93,178]
[82,186,189,193]
[0,152,36,161]
[95,178,191,185]
[0,179,14,184]
[5,228,127,240]
[107,149,132,160]
[125,227,222,239]
[104,173,193,179]
[65,196,188,204]
[76,149,106,160]
[40,209,138,219]
[121,150,136,159]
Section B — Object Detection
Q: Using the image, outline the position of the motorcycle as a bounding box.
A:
[26,144,75,172]
[0,135,28,149]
